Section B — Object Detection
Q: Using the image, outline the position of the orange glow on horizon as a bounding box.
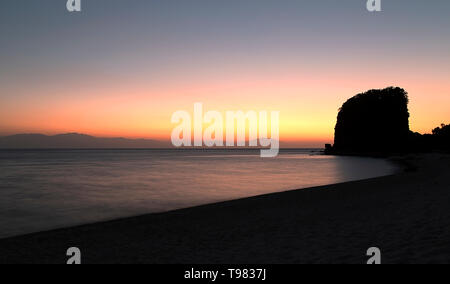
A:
[1,65,450,146]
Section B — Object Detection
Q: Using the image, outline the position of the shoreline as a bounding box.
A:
[1,153,449,264]
[0,158,400,240]
[0,149,395,240]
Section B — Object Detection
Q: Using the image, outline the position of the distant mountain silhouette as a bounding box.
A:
[0,133,170,149]
[326,87,449,155]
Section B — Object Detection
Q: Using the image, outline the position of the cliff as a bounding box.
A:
[330,87,410,155]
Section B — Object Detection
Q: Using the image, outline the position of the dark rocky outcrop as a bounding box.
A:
[326,87,449,155]
[331,87,410,154]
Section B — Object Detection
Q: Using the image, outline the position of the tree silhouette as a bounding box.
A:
[430,124,450,150]
[432,124,450,136]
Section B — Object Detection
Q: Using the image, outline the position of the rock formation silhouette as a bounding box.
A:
[332,87,410,154]
[327,87,449,155]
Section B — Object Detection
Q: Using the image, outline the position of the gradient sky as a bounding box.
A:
[1,0,450,147]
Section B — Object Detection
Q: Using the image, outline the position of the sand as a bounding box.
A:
[0,154,449,264]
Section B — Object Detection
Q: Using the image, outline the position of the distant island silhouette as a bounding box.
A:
[0,133,169,149]
[326,87,449,155]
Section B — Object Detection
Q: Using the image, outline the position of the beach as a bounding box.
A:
[0,153,449,264]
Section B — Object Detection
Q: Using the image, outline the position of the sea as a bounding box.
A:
[0,149,399,238]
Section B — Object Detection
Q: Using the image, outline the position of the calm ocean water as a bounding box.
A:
[0,149,398,238]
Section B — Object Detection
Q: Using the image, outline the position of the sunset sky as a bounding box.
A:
[1,0,450,147]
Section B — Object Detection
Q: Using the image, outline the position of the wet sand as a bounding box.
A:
[0,154,449,264]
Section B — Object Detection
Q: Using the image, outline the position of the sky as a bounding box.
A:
[1,0,450,147]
